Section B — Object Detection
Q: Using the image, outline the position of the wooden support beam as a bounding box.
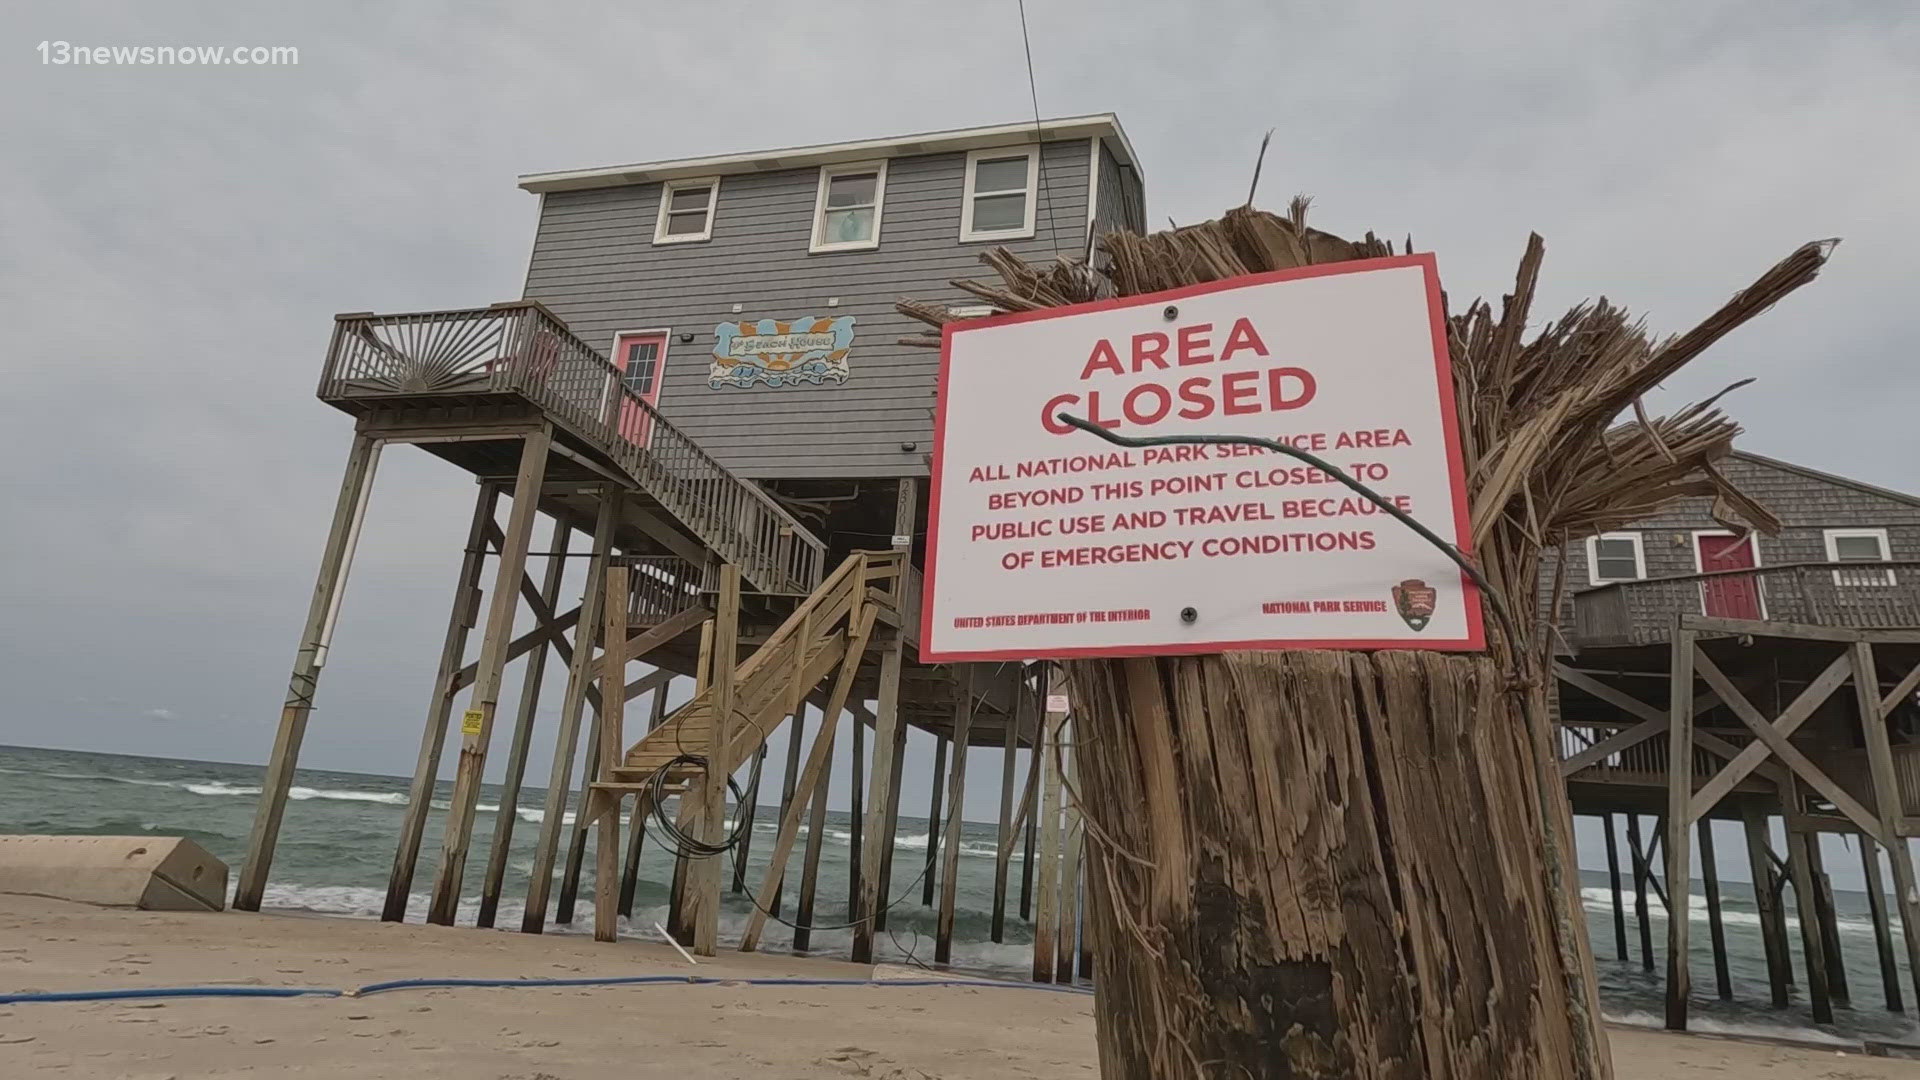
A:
[667,618,714,943]
[554,689,602,926]
[846,699,865,926]
[1695,648,1888,845]
[1680,613,1920,644]
[875,716,908,931]
[771,704,806,917]
[922,735,948,907]
[1808,835,1850,1006]
[236,433,383,911]
[740,603,878,953]
[792,715,835,956]
[851,638,905,962]
[1697,820,1732,1001]
[1057,713,1083,984]
[1878,658,1920,718]
[1019,715,1040,922]
[1665,623,1696,1031]
[593,562,631,943]
[620,681,672,917]
[1031,668,1067,983]
[477,518,571,928]
[1852,640,1920,1011]
[990,674,1028,944]
[687,565,740,956]
[384,481,497,922]
[427,429,550,925]
[1742,802,1792,1007]
[1861,836,1904,1012]
[450,605,581,692]
[1785,779,1836,1024]
[1687,652,1852,822]
[1603,814,1628,962]
[1626,814,1655,972]
[935,665,974,965]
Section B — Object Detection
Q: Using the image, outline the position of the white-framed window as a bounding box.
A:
[1824,527,1895,586]
[809,160,887,253]
[653,177,719,244]
[960,145,1038,242]
[1586,532,1646,585]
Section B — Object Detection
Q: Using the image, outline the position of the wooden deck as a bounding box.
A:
[1572,560,1920,648]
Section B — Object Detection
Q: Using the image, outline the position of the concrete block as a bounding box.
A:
[0,835,227,911]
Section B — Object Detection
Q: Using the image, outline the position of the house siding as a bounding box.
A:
[522,139,1093,480]
[1093,138,1145,268]
[1538,453,1920,644]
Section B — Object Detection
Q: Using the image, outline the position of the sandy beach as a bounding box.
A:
[0,893,1913,1079]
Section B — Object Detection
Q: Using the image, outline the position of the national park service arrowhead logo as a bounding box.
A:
[1392,578,1437,632]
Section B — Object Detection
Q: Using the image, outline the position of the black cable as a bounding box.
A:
[1053,413,1523,654]
[1016,0,1065,259]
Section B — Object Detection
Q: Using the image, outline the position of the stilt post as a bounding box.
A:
[990,673,1028,943]
[1626,814,1654,972]
[1056,712,1082,985]
[935,665,974,965]
[384,481,497,922]
[1808,834,1850,1006]
[688,564,740,956]
[1852,640,1920,1010]
[236,432,382,911]
[922,735,948,907]
[619,681,672,916]
[1861,836,1904,1012]
[1697,819,1732,1001]
[1742,801,1792,1007]
[427,427,549,925]
[592,562,631,942]
[1602,813,1628,962]
[770,704,806,917]
[477,518,572,928]
[1664,624,1696,1030]
[1786,781,1835,1024]
[1031,669,1066,983]
[875,714,908,931]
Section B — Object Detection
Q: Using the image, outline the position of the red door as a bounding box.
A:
[1697,533,1763,619]
[611,333,666,446]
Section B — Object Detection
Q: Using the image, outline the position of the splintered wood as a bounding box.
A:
[902,199,1833,1079]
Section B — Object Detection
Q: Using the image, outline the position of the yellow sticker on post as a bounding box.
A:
[460,709,484,736]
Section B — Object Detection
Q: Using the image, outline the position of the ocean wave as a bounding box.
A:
[180,780,406,805]
[1603,1007,1857,1046]
[1580,885,1881,936]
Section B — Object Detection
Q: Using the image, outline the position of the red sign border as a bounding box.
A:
[920,253,1486,662]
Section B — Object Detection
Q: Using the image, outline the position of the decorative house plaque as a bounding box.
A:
[710,315,854,389]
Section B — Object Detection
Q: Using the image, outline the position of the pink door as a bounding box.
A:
[1697,533,1763,620]
[611,333,666,446]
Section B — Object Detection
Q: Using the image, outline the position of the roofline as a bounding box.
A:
[1733,449,1920,510]
[517,113,1140,194]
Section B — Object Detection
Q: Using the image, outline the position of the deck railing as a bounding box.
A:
[320,303,826,594]
[1571,560,1920,646]
[624,555,708,626]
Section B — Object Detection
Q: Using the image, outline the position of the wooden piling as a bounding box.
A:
[1626,814,1655,972]
[1851,639,1920,1010]
[934,666,974,965]
[1807,835,1850,1007]
[1697,820,1732,1001]
[922,735,948,907]
[1019,735,1038,922]
[1742,802,1792,1007]
[428,427,549,925]
[875,716,907,931]
[687,564,740,956]
[1861,837,1904,1012]
[1056,714,1082,985]
[555,693,603,926]
[518,489,615,933]
[851,642,904,962]
[477,518,571,928]
[846,697,865,921]
[384,481,497,922]
[1787,821,1835,1024]
[235,433,382,911]
[1602,813,1628,962]
[667,619,714,941]
[592,562,631,943]
[1030,673,1066,983]
[793,715,836,956]
[771,704,806,917]
[731,743,766,895]
[990,674,1028,944]
[619,682,672,917]
[1664,625,1696,1030]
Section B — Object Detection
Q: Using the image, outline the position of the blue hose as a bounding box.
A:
[0,986,340,1004]
[3,973,1092,1005]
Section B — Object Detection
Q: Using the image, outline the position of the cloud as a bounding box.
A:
[145,708,178,722]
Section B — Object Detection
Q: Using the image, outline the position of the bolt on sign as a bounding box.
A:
[921,255,1483,661]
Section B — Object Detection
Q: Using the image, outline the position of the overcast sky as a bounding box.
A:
[2,2,1916,832]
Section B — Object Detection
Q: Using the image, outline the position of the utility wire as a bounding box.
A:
[1017,0,1065,258]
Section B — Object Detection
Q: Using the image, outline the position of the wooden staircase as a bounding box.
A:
[589,551,907,809]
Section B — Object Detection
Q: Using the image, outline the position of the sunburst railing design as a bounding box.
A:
[320,303,826,594]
